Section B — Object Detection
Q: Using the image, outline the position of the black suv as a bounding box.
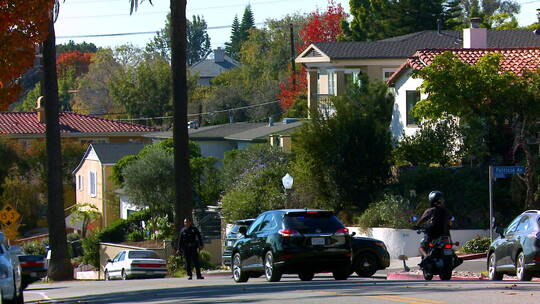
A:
[231,209,352,283]
[350,235,390,277]
[488,210,540,281]
[222,219,255,266]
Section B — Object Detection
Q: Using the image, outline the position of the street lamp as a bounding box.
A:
[282,173,293,208]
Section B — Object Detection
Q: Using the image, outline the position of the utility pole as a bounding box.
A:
[289,23,296,87]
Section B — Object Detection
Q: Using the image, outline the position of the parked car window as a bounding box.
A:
[261,213,279,232]
[504,216,521,235]
[516,216,533,233]
[112,251,123,262]
[129,251,160,259]
[257,214,273,232]
[118,251,126,262]
[247,214,266,235]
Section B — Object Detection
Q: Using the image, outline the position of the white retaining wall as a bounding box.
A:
[347,227,489,259]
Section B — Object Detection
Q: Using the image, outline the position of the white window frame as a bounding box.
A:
[89,171,97,197]
[382,68,398,82]
[77,175,84,191]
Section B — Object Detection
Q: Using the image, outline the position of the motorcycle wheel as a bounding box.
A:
[423,270,433,281]
[439,268,452,281]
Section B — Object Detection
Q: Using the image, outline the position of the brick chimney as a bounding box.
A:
[36,96,45,123]
[214,47,225,63]
[463,17,487,48]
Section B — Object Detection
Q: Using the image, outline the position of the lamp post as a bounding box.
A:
[282,173,294,208]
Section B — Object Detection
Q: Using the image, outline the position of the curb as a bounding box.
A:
[387,272,540,281]
[204,271,231,277]
[457,252,487,260]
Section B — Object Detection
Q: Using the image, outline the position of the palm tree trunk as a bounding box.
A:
[42,17,73,281]
[170,0,193,230]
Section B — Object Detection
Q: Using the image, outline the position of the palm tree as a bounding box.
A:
[130,1,193,233]
[42,1,73,280]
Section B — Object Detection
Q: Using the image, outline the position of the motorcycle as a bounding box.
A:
[411,216,461,281]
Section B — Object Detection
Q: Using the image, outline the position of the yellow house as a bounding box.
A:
[72,143,146,228]
[296,29,540,114]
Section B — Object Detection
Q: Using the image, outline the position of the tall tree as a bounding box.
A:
[443,0,464,30]
[225,15,241,59]
[461,0,520,29]
[56,40,97,54]
[340,0,391,41]
[131,0,192,244]
[240,5,255,42]
[42,1,73,281]
[145,13,211,65]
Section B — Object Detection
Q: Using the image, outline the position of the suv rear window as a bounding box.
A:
[284,212,344,233]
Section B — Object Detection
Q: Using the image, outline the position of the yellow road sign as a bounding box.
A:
[0,204,20,226]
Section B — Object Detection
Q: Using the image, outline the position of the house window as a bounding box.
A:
[89,171,97,197]
[406,90,420,126]
[328,71,335,95]
[383,68,397,81]
[77,175,84,191]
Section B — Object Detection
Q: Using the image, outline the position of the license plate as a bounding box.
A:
[227,241,234,246]
[443,249,453,255]
[311,237,325,245]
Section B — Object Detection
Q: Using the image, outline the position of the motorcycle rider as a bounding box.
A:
[415,191,453,267]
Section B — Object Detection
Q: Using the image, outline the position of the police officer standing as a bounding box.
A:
[176,218,204,280]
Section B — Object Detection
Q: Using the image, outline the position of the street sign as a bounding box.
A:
[0,204,20,226]
[493,166,525,179]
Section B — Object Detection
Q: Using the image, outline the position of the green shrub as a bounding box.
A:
[198,250,213,270]
[21,241,47,256]
[167,255,185,277]
[356,194,415,229]
[82,233,100,268]
[97,219,130,243]
[67,232,81,242]
[127,231,145,242]
[461,237,491,253]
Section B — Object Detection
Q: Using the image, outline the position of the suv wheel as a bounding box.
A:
[332,267,349,280]
[516,252,532,281]
[232,253,249,283]
[488,253,503,281]
[298,271,314,281]
[354,253,378,277]
[264,251,282,282]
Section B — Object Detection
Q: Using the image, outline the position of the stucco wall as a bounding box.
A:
[194,140,237,162]
[74,159,103,215]
[390,69,424,140]
[348,227,489,258]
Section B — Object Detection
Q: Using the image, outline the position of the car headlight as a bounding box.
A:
[0,264,9,279]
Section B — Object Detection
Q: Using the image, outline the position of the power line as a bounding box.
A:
[114,100,280,122]
[56,22,266,39]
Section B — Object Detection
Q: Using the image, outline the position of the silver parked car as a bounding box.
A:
[0,232,24,303]
[104,250,167,280]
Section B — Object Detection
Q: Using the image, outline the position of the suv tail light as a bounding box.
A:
[279,229,300,237]
[335,228,349,236]
[443,243,453,249]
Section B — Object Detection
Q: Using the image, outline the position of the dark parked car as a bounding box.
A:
[222,219,255,266]
[488,210,540,281]
[231,209,352,283]
[350,235,390,277]
[18,254,47,286]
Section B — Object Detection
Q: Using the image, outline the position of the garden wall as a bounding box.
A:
[347,227,489,259]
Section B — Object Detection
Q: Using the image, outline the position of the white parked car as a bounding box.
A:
[104,250,167,280]
[0,232,24,303]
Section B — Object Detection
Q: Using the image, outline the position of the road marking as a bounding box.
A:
[25,291,51,300]
[308,290,445,304]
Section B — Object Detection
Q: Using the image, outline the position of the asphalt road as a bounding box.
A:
[24,273,540,304]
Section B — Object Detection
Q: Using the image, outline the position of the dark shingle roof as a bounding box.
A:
[90,143,146,164]
[225,121,303,141]
[190,55,239,78]
[312,30,540,59]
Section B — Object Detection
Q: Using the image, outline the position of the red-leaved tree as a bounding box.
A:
[278,0,347,111]
[57,51,94,77]
[0,0,53,109]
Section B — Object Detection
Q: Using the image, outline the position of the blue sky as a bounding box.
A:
[55,0,539,50]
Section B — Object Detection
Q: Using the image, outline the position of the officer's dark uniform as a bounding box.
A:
[177,224,204,279]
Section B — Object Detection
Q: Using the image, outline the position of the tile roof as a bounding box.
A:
[310,30,540,59]
[0,112,155,135]
[387,47,540,85]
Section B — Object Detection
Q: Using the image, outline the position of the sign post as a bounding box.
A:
[489,166,525,241]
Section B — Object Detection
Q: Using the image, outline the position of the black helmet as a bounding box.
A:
[428,190,444,206]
